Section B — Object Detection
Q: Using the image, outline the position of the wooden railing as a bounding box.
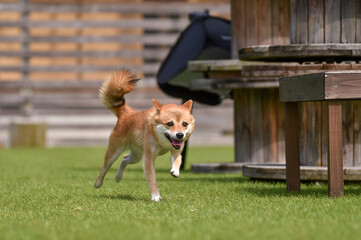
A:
[0,0,229,116]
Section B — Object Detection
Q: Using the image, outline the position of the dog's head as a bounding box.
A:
[153,99,195,150]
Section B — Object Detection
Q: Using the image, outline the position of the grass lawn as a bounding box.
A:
[1,146,361,240]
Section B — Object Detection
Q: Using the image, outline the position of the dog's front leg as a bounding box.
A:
[170,151,182,178]
[143,151,161,202]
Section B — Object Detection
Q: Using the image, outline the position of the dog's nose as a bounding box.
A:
[176,133,184,140]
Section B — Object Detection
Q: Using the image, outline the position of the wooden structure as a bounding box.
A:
[0,0,228,115]
[289,0,361,44]
[190,58,361,167]
[0,0,230,147]
[235,0,361,170]
[189,0,361,183]
[242,164,361,181]
[230,0,290,58]
[189,60,285,165]
[280,71,361,197]
[219,0,291,164]
[239,44,361,62]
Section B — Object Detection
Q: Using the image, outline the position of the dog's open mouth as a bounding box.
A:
[165,133,183,149]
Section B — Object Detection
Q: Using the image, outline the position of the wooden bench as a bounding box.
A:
[189,59,361,180]
[280,71,361,197]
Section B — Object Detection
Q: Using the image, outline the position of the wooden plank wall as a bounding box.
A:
[290,0,361,167]
[290,0,361,44]
[299,98,361,167]
[0,0,229,116]
[231,0,290,58]
[233,88,285,163]
[230,0,289,163]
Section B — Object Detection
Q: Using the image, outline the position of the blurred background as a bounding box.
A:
[0,0,233,148]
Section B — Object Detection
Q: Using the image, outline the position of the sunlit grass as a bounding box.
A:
[0,147,361,240]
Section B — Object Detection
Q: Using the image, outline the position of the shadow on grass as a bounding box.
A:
[69,166,168,173]
[240,180,361,198]
[68,167,142,174]
[89,193,147,202]
[241,185,327,198]
[74,165,361,197]
[159,176,247,184]
[67,167,106,172]
[69,166,227,175]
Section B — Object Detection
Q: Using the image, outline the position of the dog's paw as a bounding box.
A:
[94,179,103,189]
[170,168,179,178]
[115,174,122,182]
[115,170,123,182]
[151,194,162,202]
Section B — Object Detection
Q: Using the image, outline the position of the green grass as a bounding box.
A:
[1,147,361,240]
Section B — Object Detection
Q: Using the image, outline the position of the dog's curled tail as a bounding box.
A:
[99,69,140,114]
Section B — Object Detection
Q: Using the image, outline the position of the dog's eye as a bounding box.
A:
[166,121,174,127]
[182,121,188,127]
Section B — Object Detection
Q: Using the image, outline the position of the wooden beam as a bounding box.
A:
[325,72,361,99]
[188,59,245,72]
[0,3,230,15]
[190,78,279,90]
[280,71,361,102]
[0,49,168,60]
[0,19,189,31]
[0,63,160,74]
[239,44,361,62]
[279,73,326,102]
[284,102,301,192]
[327,101,344,197]
[0,34,178,45]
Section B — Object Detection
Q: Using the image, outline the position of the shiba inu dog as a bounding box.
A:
[94,69,195,202]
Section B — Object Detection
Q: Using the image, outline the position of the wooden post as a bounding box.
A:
[233,89,251,163]
[10,122,47,148]
[20,0,32,117]
[327,101,344,197]
[180,98,192,170]
[284,102,301,192]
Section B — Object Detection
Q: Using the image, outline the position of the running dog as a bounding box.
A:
[94,69,194,202]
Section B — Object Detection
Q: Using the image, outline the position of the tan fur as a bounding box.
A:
[99,69,139,115]
[94,69,195,202]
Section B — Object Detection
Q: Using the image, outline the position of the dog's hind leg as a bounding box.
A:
[94,138,124,188]
[115,149,143,182]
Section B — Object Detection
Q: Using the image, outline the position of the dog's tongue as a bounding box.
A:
[171,139,182,147]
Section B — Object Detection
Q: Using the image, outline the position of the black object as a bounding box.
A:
[157,11,232,169]
[157,10,232,106]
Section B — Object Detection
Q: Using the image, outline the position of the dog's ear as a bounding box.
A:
[152,99,163,111]
[182,100,193,112]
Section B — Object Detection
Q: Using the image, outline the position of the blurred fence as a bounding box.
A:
[0,0,232,147]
